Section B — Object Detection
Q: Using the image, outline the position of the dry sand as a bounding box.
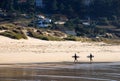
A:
[0,35,120,64]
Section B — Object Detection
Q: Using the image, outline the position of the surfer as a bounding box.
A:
[72,53,79,63]
[87,53,94,63]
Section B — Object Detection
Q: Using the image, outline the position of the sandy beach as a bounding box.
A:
[0,35,120,63]
[0,35,120,81]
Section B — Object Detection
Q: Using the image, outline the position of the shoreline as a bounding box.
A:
[0,61,120,69]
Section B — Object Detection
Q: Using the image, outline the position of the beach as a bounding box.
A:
[0,35,120,63]
[0,35,120,81]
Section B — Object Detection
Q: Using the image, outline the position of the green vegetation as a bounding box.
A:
[64,35,120,44]
[0,24,16,30]
[0,24,119,44]
[64,35,81,41]
[27,28,63,41]
[64,35,92,42]
[0,30,27,39]
[29,32,63,41]
[96,38,120,44]
[0,23,27,39]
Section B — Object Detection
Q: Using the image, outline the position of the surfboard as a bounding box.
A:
[87,55,94,58]
[72,56,79,58]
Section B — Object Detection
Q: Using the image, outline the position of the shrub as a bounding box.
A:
[100,38,120,44]
[97,17,109,26]
[64,35,81,41]
[0,30,27,39]
[0,23,17,30]
[27,29,62,41]
[40,35,62,41]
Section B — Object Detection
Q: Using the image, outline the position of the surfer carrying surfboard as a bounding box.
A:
[72,53,79,63]
[87,53,94,63]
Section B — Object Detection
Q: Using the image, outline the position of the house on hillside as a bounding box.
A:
[54,21,66,25]
[82,22,90,26]
[53,14,68,25]
[36,15,52,27]
[36,14,45,19]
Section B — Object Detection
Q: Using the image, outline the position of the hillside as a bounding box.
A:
[0,21,120,44]
[1,0,120,18]
[0,0,120,44]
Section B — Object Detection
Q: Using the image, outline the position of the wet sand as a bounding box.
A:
[0,62,120,81]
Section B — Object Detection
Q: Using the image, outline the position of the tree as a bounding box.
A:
[112,0,120,16]
[1,0,120,18]
[91,0,114,18]
[10,0,15,11]
[51,0,58,12]
[59,3,65,13]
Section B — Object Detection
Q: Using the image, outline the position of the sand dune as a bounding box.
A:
[0,36,120,63]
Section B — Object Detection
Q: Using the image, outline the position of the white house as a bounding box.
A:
[44,18,52,23]
[37,15,45,19]
[36,15,52,28]
[54,21,66,25]
[82,22,90,26]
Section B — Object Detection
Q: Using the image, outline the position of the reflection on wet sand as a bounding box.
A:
[0,62,120,81]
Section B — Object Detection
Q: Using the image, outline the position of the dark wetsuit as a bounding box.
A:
[90,54,93,61]
[72,54,79,63]
[89,54,94,63]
